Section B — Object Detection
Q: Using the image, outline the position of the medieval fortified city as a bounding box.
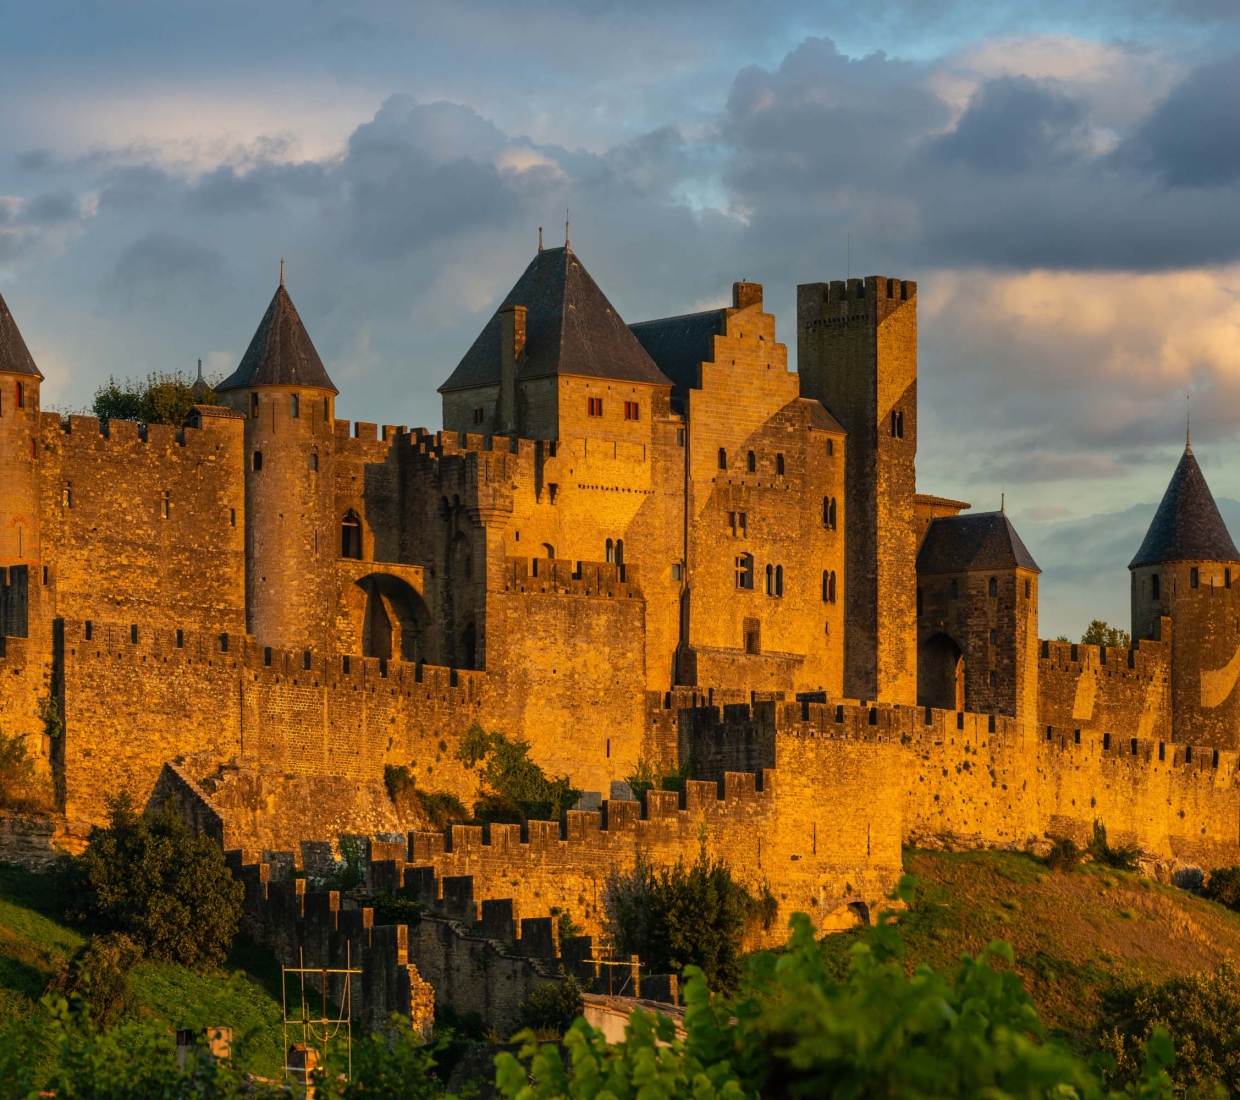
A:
[6,7,1240,1095]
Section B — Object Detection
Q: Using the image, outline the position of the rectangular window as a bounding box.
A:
[473,407,485,424]
[671,563,683,581]
[290,393,300,419]
[624,400,640,420]
[253,451,263,471]
[827,439,833,456]
[743,617,761,654]
[587,397,603,417]
[988,576,998,598]
[735,554,754,590]
[161,491,170,519]
[1191,567,1199,589]
[62,483,72,508]
[727,511,747,537]
[1152,573,1161,599]
[309,453,318,472]
[250,393,259,418]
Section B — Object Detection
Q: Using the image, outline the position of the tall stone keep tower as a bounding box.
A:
[1130,443,1240,748]
[217,276,338,652]
[0,292,42,639]
[798,276,918,705]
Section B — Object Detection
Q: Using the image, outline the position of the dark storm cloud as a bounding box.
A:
[186,162,331,214]
[102,232,229,310]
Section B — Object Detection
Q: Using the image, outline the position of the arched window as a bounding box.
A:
[615,539,624,566]
[606,538,614,563]
[735,553,754,590]
[776,453,785,475]
[824,497,837,529]
[542,542,555,559]
[718,448,727,470]
[747,450,756,472]
[775,565,783,597]
[341,510,362,559]
[764,563,774,596]
[290,393,300,419]
[822,570,836,603]
[830,498,837,529]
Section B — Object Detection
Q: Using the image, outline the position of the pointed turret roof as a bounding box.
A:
[216,282,336,393]
[917,511,1041,575]
[439,246,671,393]
[1129,446,1239,567]
[0,291,43,378]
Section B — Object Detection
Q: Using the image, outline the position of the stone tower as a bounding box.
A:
[216,278,338,652]
[1130,444,1240,748]
[797,276,918,704]
[0,292,42,638]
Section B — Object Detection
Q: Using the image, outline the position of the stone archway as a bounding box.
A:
[355,573,431,663]
[919,632,965,712]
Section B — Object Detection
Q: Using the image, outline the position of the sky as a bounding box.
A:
[4,0,1240,639]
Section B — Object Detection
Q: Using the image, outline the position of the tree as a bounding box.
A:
[0,727,54,813]
[46,932,143,1029]
[62,795,243,969]
[516,973,585,1037]
[1082,619,1132,648]
[1089,819,1139,871]
[603,849,759,995]
[498,882,1179,1100]
[1203,865,1240,911]
[92,370,218,427]
[456,725,580,824]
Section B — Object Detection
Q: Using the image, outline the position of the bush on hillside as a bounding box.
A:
[1090,819,1139,871]
[1045,835,1084,872]
[1203,866,1240,911]
[456,725,580,824]
[498,878,1180,1100]
[0,727,55,813]
[62,794,243,969]
[1101,961,1240,1095]
[516,972,584,1038]
[93,370,218,426]
[603,849,760,995]
[46,932,143,1029]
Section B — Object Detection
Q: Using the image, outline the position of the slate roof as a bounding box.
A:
[629,308,727,395]
[439,246,671,393]
[1129,446,1240,567]
[801,398,846,434]
[217,283,337,393]
[0,292,42,378]
[917,511,1041,575]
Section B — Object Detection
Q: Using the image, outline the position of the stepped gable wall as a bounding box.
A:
[687,698,1240,867]
[58,617,489,824]
[404,748,903,944]
[1038,637,1172,744]
[36,412,246,635]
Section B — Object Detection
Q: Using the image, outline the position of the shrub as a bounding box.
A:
[318,835,365,892]
[1090,819,1140,871]
[516,973,584,1037]
[371,893,423,926]
[498,879,1178,1100]
[1203,865,1240,910]
[456,725,580,824]
[1046,835,1083,872]
[551,907,583,942]
[1101,961,1240,1094]
[384,765,467,829]
[604,849,755,995]
[62,794,243,969]
[46,932,143,1029]
[625,757,692,800]
[312,1016,445,1100]
[0,728,54,813]
[93,370,218,426]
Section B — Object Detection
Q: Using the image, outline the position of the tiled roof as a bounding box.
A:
[217,283,337,393]
[917,511,1040,575]
[440,246,671,392]
[0,292,42,378]
[1130,446,1240,567]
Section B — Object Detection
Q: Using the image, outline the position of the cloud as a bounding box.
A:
[101,232,229,310]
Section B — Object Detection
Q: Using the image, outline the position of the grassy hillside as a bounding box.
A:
[0,862,287,1079]
[820,848,1240,1047]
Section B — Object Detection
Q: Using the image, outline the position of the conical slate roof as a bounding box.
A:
[439,246,671,393]
[217,283,336,393]
[0,292,42,378]
[917,511,1041,575]
[1129,446,1240,567]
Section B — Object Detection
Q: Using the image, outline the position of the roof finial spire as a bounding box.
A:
[1001,491,1006,515]
[1187,391,1192,452]
[279,258,285,288]
[538,226,543,253]
[197,358,203,380]
[565,209,570,250]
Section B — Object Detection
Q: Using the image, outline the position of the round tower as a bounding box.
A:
[216,272,338,652]
[1130,442,1240,748]
[0,292,43,638]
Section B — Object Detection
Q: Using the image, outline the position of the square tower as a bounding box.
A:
[797,276,918,704]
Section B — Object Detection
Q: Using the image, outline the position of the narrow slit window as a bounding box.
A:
[718,448,727,470]
[747,450,756,472]
[290,393,300,419]
[341,510,362,559]
[15,382,23,409]
[776,453,785,475]
[250,393,259,418]
[252,450,263,471]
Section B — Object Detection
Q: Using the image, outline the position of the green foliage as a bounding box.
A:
[604,850,755,995]
[551,907,583,942]
[1203,866,1240,911]
[370,893,423,926]
[46,933,142,1029]
[0,728,54,813]
[498,880,1179,1100]
[1046,835,1084,872]
[92,370,218,427]
[456,725,581,824]
[625,757,692,800]
[62,795,243,969]
[384,766,467,829]
[516,973,584,1037]
[318,835,365,892]
[312,1016,445,1100]
[1090,820,1140,871]
[1100,961,1240,1095]
[1082,619,1132,648]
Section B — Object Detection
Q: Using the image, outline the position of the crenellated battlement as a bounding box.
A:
[502,556,642,599]
[1039,637,1170,678]
[44,408,243,456]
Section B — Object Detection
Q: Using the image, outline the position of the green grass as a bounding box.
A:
[819,848,1240,1051]
[0,862,289,1080]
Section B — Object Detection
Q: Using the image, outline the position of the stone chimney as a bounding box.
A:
[499,305,526,434]
[733,282,763,310]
